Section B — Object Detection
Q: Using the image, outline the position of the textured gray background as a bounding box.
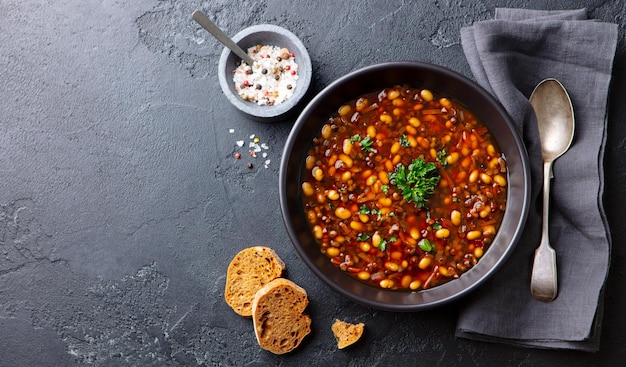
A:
[1,0,625,366]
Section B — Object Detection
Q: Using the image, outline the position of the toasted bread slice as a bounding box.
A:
[224,246,286,317]
[332,319,365,349]
[252,278,311,354]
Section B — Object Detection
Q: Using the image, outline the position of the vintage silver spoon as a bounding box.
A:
[192,10,255,66]
[529,78,575,302]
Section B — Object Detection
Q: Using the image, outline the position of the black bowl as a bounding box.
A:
[279,62,530,311]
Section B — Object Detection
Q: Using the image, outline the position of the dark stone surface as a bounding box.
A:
[1,0,625,366]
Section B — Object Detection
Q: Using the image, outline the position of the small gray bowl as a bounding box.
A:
[218,24,312,122]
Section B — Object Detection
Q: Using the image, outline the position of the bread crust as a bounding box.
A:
[224,246,286,317]
[251,278,311,354]
[332,319,365,349]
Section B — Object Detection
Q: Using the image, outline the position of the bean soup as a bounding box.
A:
[300,85,507,291]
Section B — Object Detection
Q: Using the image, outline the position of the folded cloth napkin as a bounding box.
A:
[456,8,618,352]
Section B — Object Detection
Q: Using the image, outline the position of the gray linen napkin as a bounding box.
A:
[456,8,617,352]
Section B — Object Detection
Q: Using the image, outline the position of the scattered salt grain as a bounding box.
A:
[232,133,272,169]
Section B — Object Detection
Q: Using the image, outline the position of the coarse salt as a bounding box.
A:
[232,45,298,106]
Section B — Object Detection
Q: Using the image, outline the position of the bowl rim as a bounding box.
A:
[217,24,312,122]
[279,61,531,311]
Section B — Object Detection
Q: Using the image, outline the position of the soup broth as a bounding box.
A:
[301,85,507,291]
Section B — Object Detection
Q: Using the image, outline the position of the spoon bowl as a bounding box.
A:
[529,78,575,302]
[531,79,575,161]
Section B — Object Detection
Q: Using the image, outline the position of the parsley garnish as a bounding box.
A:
[359,205,385,221]
[357,233,370,241]
[437,150,448,166]
[388,158,440,208]
[377,238,387,251]
[418,239,435,253]
[433,222,442,230]
[349,134,374,153]
[360,135,374,152]
[359,205,370,215]
[400,135,410,147]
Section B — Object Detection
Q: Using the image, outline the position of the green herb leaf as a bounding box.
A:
[357,233,370,241]
[381,185,389,194]
[437,150,448,166]
[360,135,373,152]
[418,239,434,253]
[359,205,370,215]
[350,134,361,143]
[377,238,387,251]
[433,222,442,230]
[400,135,410,147]
[388,158,440,208]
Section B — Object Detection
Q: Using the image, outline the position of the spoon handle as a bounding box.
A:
[530,161,558,302]
[192,10,255,66]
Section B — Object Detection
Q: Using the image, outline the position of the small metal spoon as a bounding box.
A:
[529,78,575,302]
[192,10,255,66]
